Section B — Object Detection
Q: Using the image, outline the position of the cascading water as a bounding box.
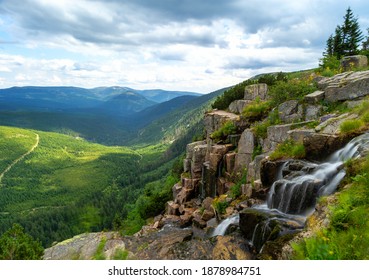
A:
[211,133,369,251]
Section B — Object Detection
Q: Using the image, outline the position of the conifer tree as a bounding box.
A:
[321,7,364,68]
[362,28,369,50]
[341,7,363,56]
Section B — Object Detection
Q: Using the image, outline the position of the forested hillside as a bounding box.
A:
[0,126,156,246]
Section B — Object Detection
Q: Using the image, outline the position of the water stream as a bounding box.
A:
[211,133,369,250]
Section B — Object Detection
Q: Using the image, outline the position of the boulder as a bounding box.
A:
[278,100,303,123]
[304,90,325,104]
[212,235,253,260]
[216,177,227,195]
[315,113,358,135]
[190,144,208,179]
[179,213,193,228]
[341,55,368,71]
[175,186,195,205]
[304,105,323,121]
[201,210,215,221]
[303,133,345,161]
[234,153,253,174]
[228,100,252,114]
[204,110,239,140]
[43,232,126,260]
[172,183,182,200]
[260,159,287,187]
[224,152,236,174]
[288,129,315,143]
[239,209,304,253]
[166,201,180,216]
[238,129,255,154]
[318,70,369,102]
[185,140,206,160]
[244,83,268,101]
[247,154,266,182]
[202,197,214,212]
[263,124,294,152]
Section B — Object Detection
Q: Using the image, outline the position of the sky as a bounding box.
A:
[0,0,369,93]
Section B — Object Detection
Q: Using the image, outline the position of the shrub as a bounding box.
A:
[211,121,237,142]
[340,119,364,134]
[230,170,247,199]
[269,140,306,160]
[212,195,229,215]
[242,98,272,120]
[268,79,318,106]
[252,121,269,139]
[319,55,342,76]
[212,80,256,110]
[0,224,44,260]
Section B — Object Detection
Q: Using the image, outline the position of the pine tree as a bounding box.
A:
[333,25,343,58]
[362,28,369,50]
[321,7,365,68]
[324,34,334,57]
[341,7,363,56]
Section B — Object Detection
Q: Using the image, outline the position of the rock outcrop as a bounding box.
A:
[340,55,368,71]
[317,70,369,102]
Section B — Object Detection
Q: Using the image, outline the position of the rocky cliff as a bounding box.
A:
[44,66,369,260]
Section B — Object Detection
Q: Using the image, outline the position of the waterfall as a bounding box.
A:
[211,133,369,249]
[211,214,239,236]
[267,133,369,214]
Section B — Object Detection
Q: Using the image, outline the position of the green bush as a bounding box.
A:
[230,171,247,199]
[268,79,318,106]
[212,80,256,110]
[257,72,288,86]
[319,55,342,76]
[252,121,269,139]
[269,140,306,160]
[340,119,364,134]
[242,98,272,120]
[212,195,229,215]
[211,121,237,142]
[0,224,44,260]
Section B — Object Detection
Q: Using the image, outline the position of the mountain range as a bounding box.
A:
[0,86,222,145]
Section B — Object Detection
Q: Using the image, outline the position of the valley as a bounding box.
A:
[0,85,223,248]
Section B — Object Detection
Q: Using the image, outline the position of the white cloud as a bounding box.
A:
[0,0,368,92]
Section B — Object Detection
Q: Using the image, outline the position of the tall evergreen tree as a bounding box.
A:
[362,28,369,50]
[321,7,364,68]
[341,7,363,56]
[333,25,343,58]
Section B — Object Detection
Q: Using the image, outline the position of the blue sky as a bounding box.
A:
[1,0,369,93]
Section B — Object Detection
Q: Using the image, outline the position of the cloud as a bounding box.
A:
[1,0,369,92]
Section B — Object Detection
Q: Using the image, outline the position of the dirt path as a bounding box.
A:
[0,133,39,184]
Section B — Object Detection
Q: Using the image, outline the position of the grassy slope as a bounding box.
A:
[0,126,142,246]
[0,126,37,173]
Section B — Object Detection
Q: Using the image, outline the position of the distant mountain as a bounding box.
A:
[0,86,101,111]
[0,86,203,145]
[129,95,198,127]
[130,87,228,145]
[98,93,157,116]
[137,89,201,103]
[0,86,201,112]
[91,86,201,103]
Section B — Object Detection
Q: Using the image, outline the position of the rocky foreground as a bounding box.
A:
[44,66,369,260]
